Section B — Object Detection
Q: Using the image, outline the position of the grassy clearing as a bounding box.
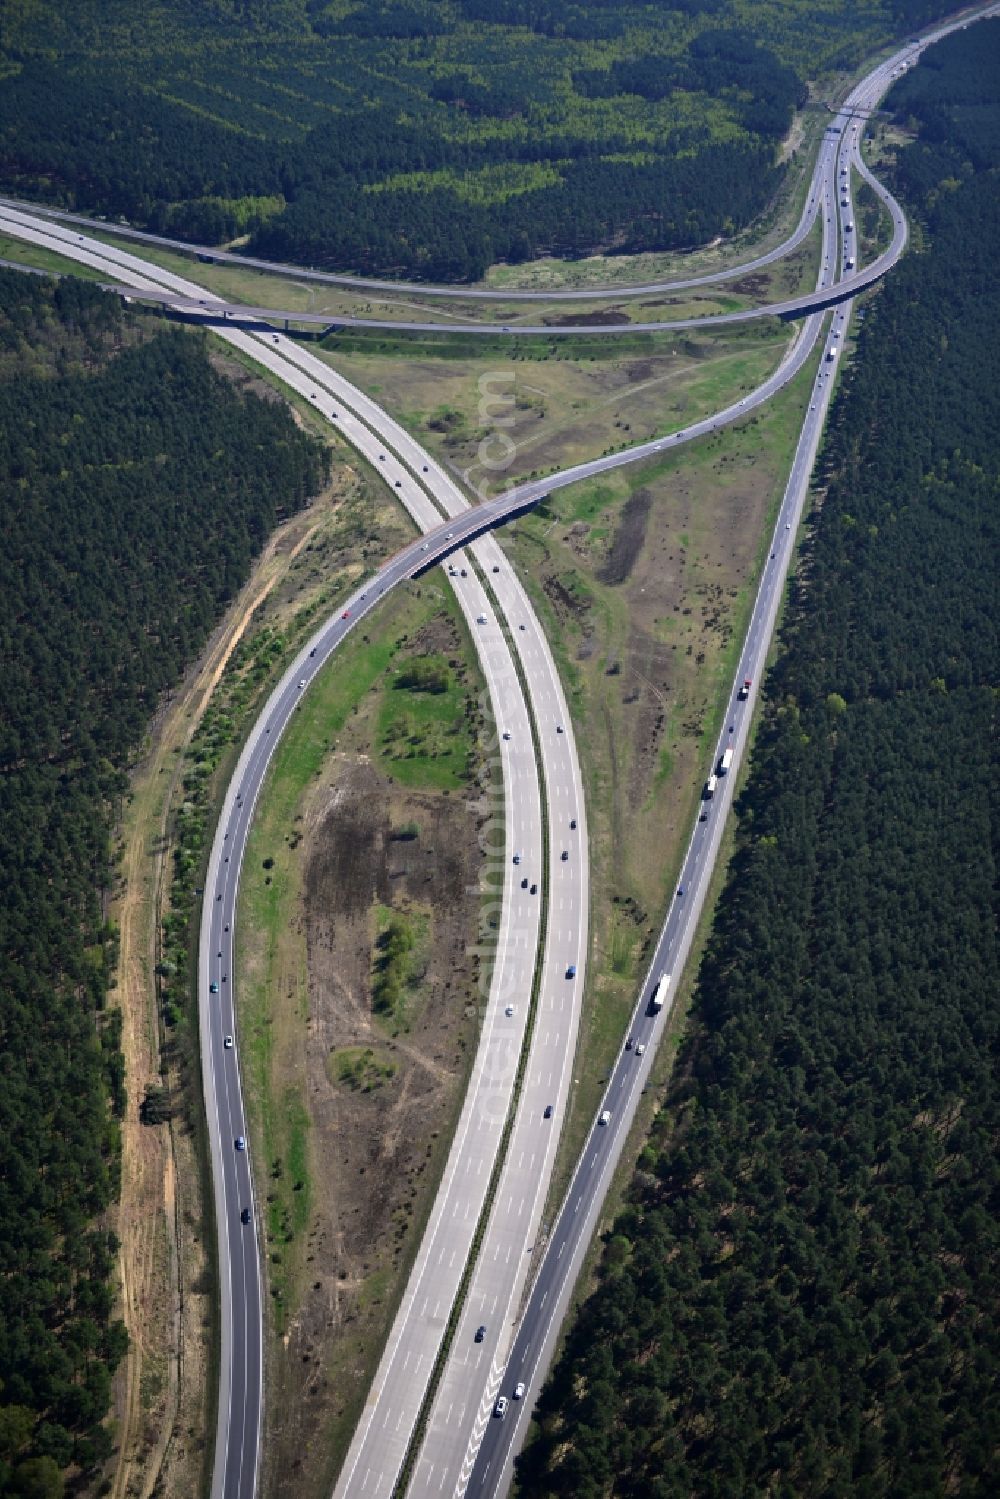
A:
[317,320,793,492]
[328,1044,397,1093]
[371,903,432,1024]
[376,652,472,791]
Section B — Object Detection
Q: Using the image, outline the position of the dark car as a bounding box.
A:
[543,1105,553,1119]
[241,1207,251,1225]
[475,1325,486,1344]
[530,883,537,895]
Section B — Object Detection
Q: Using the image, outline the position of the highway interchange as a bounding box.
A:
[2,7,995,1498]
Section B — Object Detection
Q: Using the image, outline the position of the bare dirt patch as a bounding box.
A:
[542,308,631,327]
[261,753,483,1499]
[596,488,652,586]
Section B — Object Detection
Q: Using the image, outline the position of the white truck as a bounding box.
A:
[718,746,734,775]
[649,972,671,1014]
[703,772,718,801]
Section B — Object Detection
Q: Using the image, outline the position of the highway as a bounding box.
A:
[1,11,993,1499]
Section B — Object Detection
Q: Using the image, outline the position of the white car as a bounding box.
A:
[513,1381,526,1399]
[599,1110,611,1126]
[224,1035,234,1049]
[494,1396,508,1419]
[477,614,487,624]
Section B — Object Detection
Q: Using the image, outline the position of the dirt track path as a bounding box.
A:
[110,514,320,1499]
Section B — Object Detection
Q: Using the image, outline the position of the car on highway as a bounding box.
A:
[570,818,577,829]
[298,679,306,689]
[209,982,219,994]
[505,1005,515,1017]
[494,1396,508,1419]
[422,464,429,472]
[342,610,350,619]
[514,1382,526,1400]
[530,883,537,895]
[556,724,563,733]
[636,1043,646,1057]
[475,1325,486,1343]
[561,850,569,861]
[513,852,521,865]
[446,532,453,540]
[502,731,511,740]
[521,877,528,889]
[235,1136,246,1151]
[241,1207,251,1224]
[543,1105,553,1119]
[599,1110,611,1126]
[224,1035,234,1049]
[492,565,500,573]
[477,614,487,624]
[566,964,576,979]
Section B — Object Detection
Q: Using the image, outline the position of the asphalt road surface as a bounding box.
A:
[1,12,992,1498]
